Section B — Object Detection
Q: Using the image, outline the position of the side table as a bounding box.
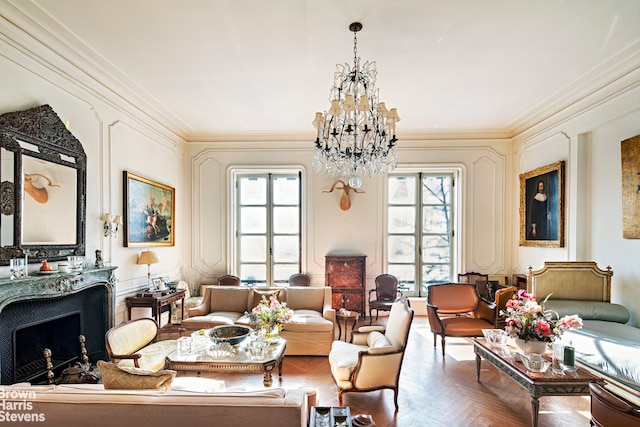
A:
[336,310,360,342]
[126,289,185,328]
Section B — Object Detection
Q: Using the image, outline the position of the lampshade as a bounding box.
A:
[137,250,159,265]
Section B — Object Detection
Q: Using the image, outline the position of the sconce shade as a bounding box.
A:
[113,215,122,225]
[100,213,111,222]
[137,250,159,265]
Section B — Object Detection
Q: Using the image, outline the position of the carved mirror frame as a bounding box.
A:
[0,104,86,265]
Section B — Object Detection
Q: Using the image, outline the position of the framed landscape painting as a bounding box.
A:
[519,161,565,247]
[123,171,175,247]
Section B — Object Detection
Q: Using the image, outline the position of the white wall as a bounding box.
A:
[513,69,640,326]
[0,13,186,324]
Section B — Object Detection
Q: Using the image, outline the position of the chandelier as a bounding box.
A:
[312,22,399,189]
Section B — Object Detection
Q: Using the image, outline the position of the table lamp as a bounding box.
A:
[137,250,159,290]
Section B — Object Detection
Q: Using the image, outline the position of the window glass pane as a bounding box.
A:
[422,176,450,204]
[274,264,298,285]
[422,264,450,284]
[388,264,415,293]
[388,236,415,262]
[422,235,450,263]
[239,177,267,205]
[273,207,299,234]
[388,206,415,233]
[273,236,299,262]
[240,265,266,286]
[240,236,266,262]
[388,176,415,205]
[273,176,299,205]
[422,206,450,234]
[240,207,266,233]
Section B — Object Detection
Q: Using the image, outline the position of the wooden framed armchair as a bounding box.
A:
[368,274,402,324]
[217,274,241,286]
[288,273,311,286]
[427,283,496,357]
[328,298,414,411]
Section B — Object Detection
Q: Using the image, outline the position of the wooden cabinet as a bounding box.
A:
[325,255,366,315]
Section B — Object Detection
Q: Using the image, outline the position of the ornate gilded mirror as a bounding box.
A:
[0,104,86,265]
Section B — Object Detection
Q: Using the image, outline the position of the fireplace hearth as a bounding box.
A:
[0,267,115,384]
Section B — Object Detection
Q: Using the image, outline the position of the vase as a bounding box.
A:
[260,325,280,344]
[515,338,548,355]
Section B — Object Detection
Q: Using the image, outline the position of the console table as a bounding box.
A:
[126,289,185,327]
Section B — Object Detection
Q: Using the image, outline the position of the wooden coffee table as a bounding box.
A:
[166,337,286,387]
[473,338,604,427]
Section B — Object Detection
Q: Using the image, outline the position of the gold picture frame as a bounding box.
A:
[621,135,640,239]
[123,171,175,247]
[519,161,565,247]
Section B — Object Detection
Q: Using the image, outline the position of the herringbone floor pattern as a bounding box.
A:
[174,317,591,427]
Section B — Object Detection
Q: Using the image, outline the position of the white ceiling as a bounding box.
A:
[12,0,640,140]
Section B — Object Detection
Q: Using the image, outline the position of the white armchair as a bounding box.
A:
[328,298,414,411]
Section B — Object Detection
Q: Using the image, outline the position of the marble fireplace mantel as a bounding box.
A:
[0,267,117,317]
[0,267,117,384]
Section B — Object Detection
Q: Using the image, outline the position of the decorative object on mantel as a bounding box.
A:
[39,260,52,272]
[621,134,640,239]
[502,289,583,355]
[100,212,122,237]
[95,249,104,268]
[137,249,159,289]
[322,179,365,211]
[312,22,399,189]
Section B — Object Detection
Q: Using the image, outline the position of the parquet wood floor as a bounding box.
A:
[173,317,591,427]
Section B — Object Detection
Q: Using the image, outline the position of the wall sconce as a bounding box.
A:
[100,213,122,237]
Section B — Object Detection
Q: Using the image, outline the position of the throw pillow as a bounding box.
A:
[97,360,176,391]
[251,289,283,309]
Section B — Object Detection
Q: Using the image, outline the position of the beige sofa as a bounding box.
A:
[0,381,313,427]
[182,286,335,356]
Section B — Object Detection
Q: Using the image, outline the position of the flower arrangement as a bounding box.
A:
[247,295,294,333]
[502,290,583,342]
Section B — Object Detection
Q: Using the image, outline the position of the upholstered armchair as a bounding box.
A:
[329,299,414,411]
[427,283,496,357]
[105,318,176,371]
[493,286,517,328]
[368,274,402,324]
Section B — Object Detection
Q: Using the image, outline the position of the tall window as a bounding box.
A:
[387,172,456,296]
[234,172,301,286]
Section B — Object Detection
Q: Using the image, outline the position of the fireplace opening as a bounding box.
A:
[0,284,110,385]
[14,312,81,384]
